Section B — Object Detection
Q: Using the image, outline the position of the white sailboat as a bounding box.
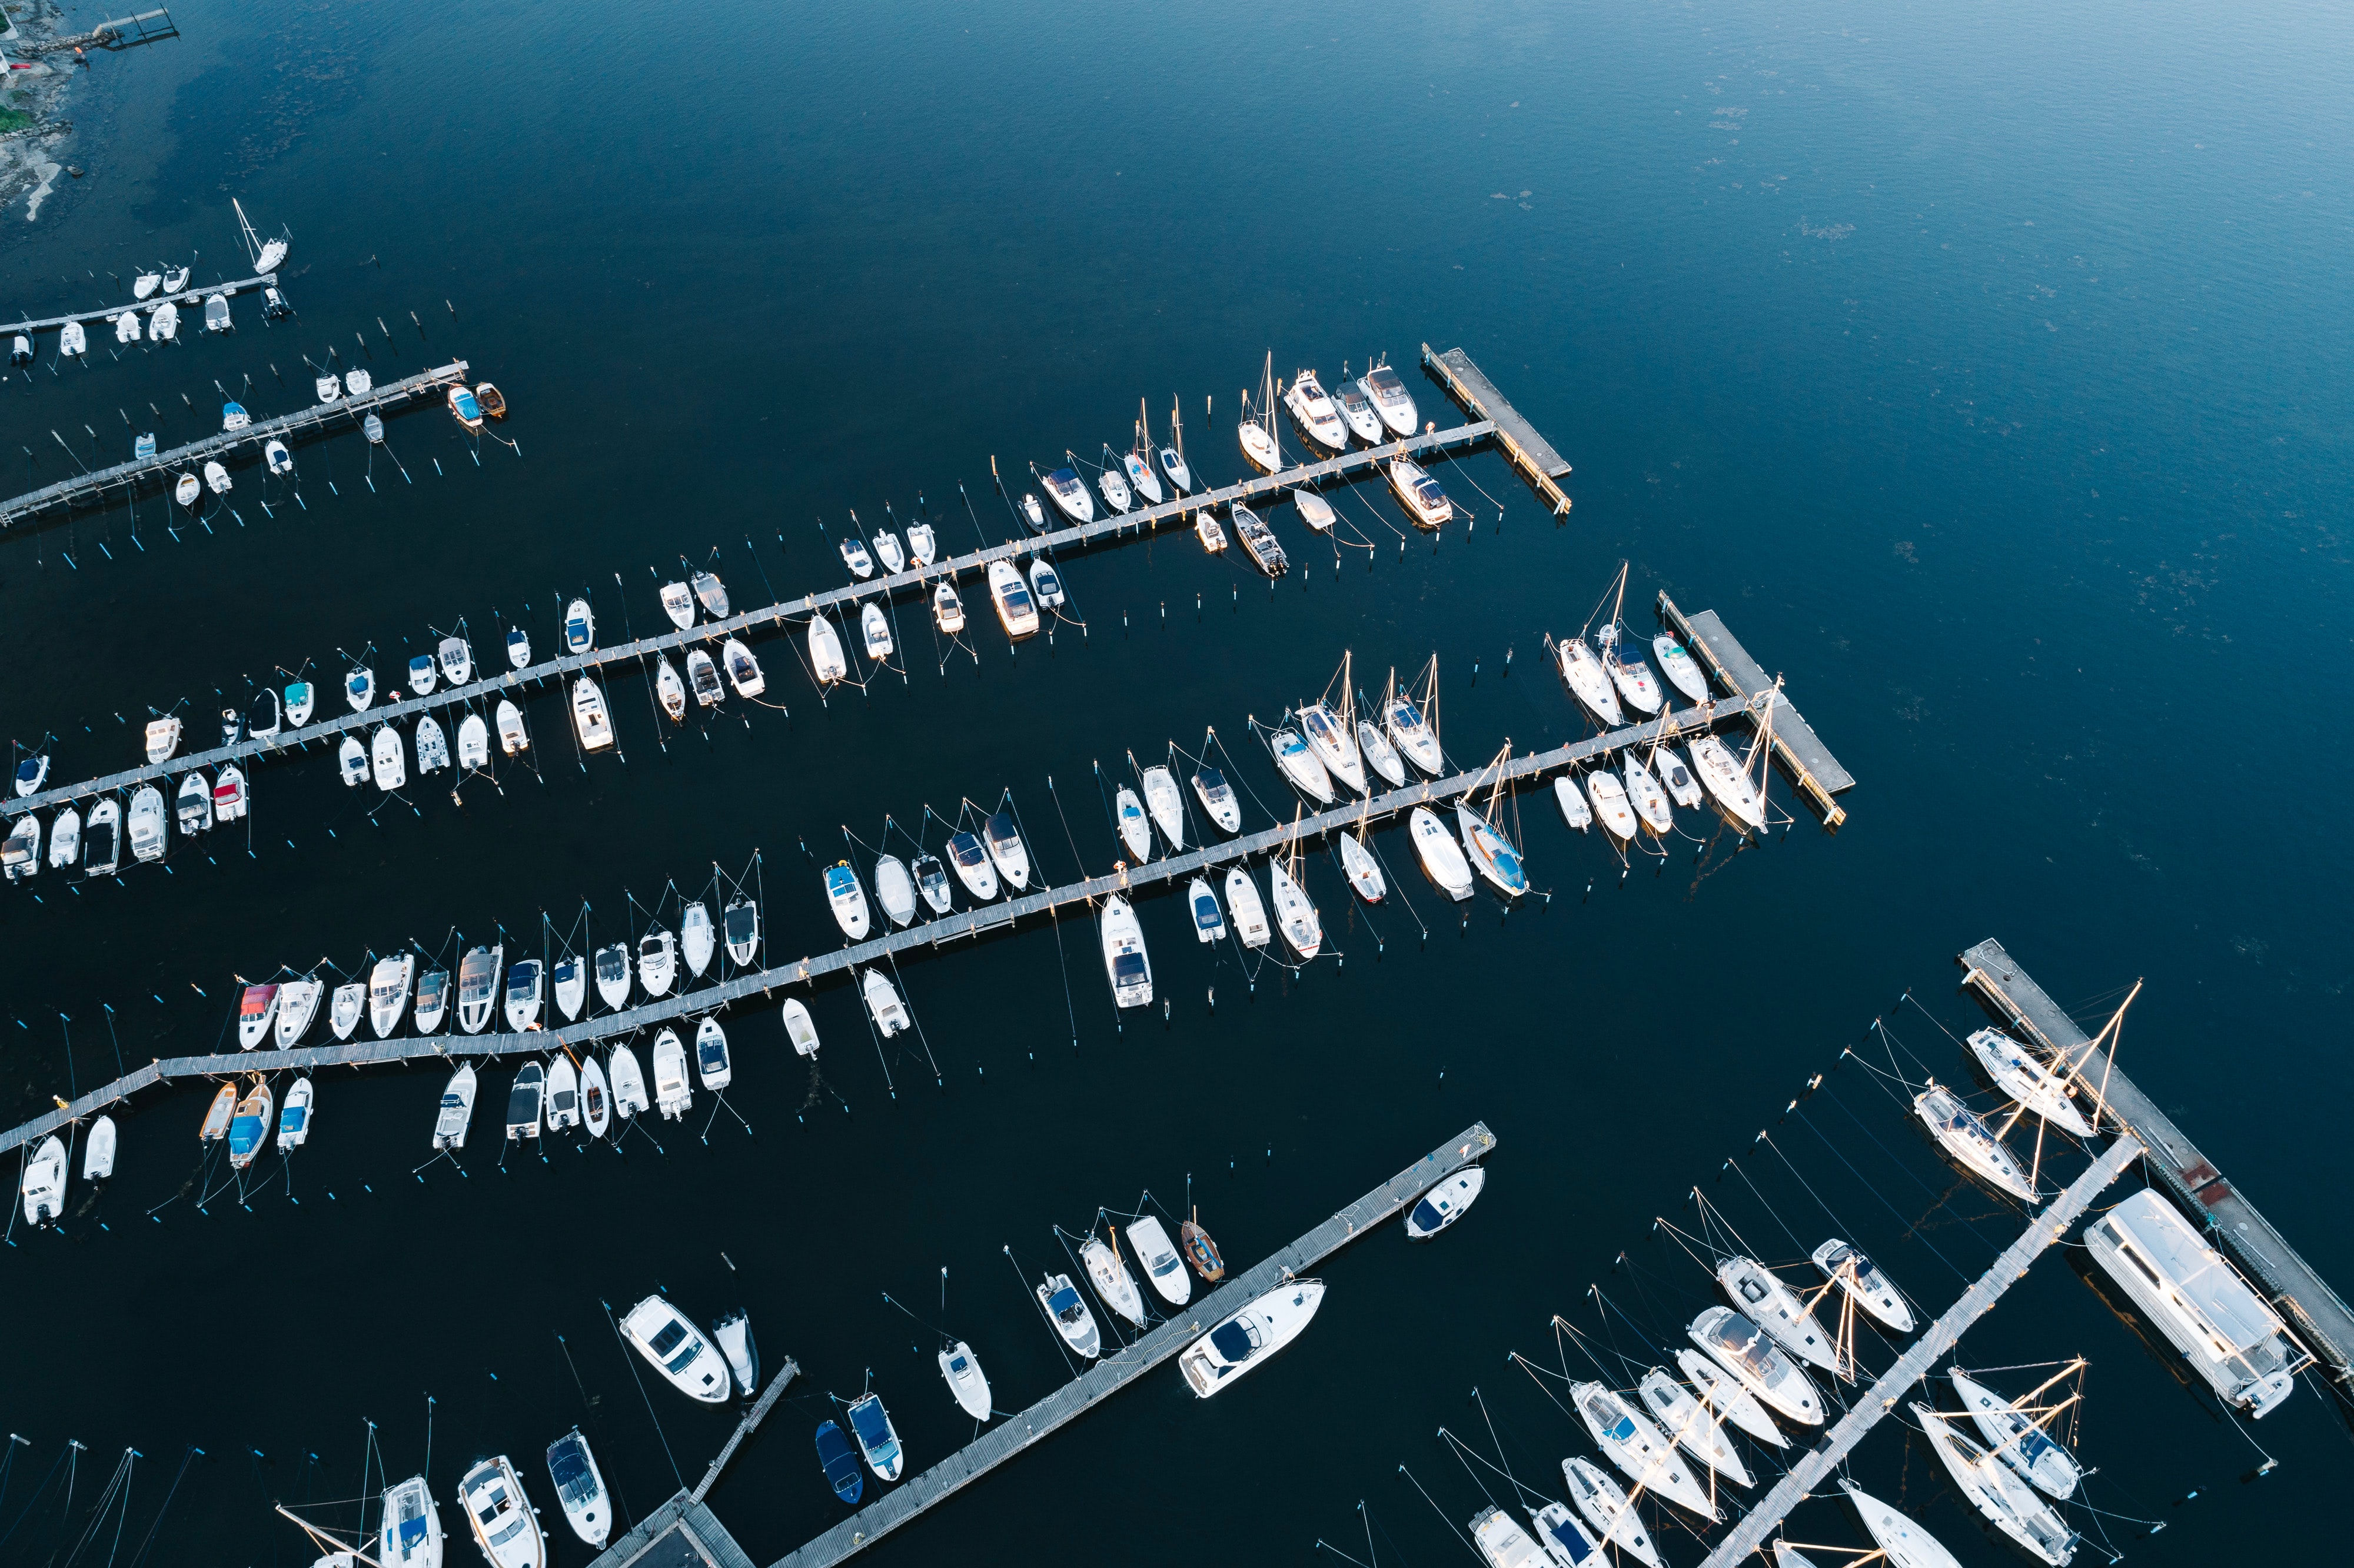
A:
[1554,775,1593,833]
[1100,894,1152,1008]
[1409,805,1475,900]
[1812,1240,1914,1333]
[378,1474,445,1568]
[1297,673,1368,794]
[1457,781,1528,897]
[1223,865,1271,948]
[1949,1367,2083,1500]
[1338,830,1385,903]
[1841,1480,1969,1568]
[1675,1347,1787,1448]
[1571,1380,1720,1518]
[1912,1406,2075,1566]
[1178,1277,1326,1397]
[1651,745,1704,808]
[1192,766,1242,833]
[1238,352,1282,472]
[1636,1367,1752,1487]
[1689,734,1765,831]
[1269,726,1335,803]
[1560,1457,1658,1568]
[1596,602,1662,715]
[1268,850,1321,958]
[1585,770,1638,842]
[1914,1081,2038,1201]
[1717,1256,1840,1374]
[1967,1027,2094,1134]
[1623,753,1674,834]
[1161,398,1195,493]
[1471,1506,1548,1568]
[1555,635,1624,725]
[1114,787,1152,862]
[1358,718,1405,787]
[1385,663,1446,773]
[1687,1307,1823,1424]
[1527,1503,1608,1568]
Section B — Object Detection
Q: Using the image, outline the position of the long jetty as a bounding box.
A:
[581,1354,800,1568]
[0,611,1845,1156]
[1960,938,2354,1399]
[0,265,270,339]
[1,411,1491,815]
[0,358,471,532]
[1697,1131,2146,1568]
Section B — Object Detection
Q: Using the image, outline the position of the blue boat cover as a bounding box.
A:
[1209,1319,1256,1362]
[814,1421,862,1503]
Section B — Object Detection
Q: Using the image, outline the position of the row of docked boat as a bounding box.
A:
[4,765,248,881]
[310,1426,624,1568]
[420,1019,733,1153]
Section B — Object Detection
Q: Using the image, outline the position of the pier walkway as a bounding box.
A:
[0,266,275,339]
[0,611,1827,1154]
[1960,939,2354,1399]
[1422,344,1572,515]
[1,414,1490,815]
[582,1356,797,1568]
[1659,593,1854,827]
[1698,1132,2146,1568]
[0,358,470,533]
[765,1122,1497,1567]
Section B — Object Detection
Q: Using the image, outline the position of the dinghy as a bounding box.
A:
[723,895,759,965]
[932,579,966,634]
[1223,866,1271,947]
[46,804,81,871]
[1409,805,1475,900]
[175,770,214,835]
[593,941,633,1010]
[431,1064,477,1149]
[1689,735,1765,831]
[1019,492,1046,531]
[1654,635,1710,703]
[1687,1306,1823,1424]
[1949,1369,2081,1499]
[620,1294,733,1401]
[859,602,893,661]
[940,1341,991,1420]
[874,530,905,572]
[471,382,501,416]
[414,715,450,774]
[651,1028,691,1119]
[695,1017,732,1089]
[985,808,1030,889]
[1123,450,1161,506]
[1179,1278,1327,1398]
[638,929,678,998]
[1407,1167,1485,1239]
[1637,1367,1753,1487]
[907,524,937,567]
[413,968,451,1035]
[370,725,406,791]
[1187,877,1226,943]
[1556,637,1624,725]
[1387,456,1453,529]
[913,853,953,915]
[715,1311,760,1395]
[19,1136,66,1226]
[1270,727,1334,803]
[1840,1479,1971,1568]
[84,1115,118,1180]
[545,1430,610,1549]
[1333,378,1384,442]
[1338,831,1385,903]
[346,665,375,712]
[1623,754,1674,834]
[1232,504,1288,575]
[1911,1405,2075,1566]
[1675,1347,1787,1447]
[407,654,438,697]
[692,570,730,617]
[378,1476,444,1568]
[1192,767,1242,833]
[609,1046,649,1119]
[1813,1240,1914,1333]
[1096,462,1132,513]
[364,412,385,442]
[840,536,875,578]
[497,700,530,755]
[564,598,596,654]
[661,581,696,629]
[227,1080,278,1168]
[580,1054,611,1137]
[553,955,586,1020]
[199,1083,238,1142]
[1268,856,1321,958]
[1914,1082,2037,1201]
[1028,556,1065,610]
[239,983,282,1048]
[369,953,417,1038]
[1597,625,1663,715]
[861,968,911,1035]
[1572,1380,1719,1518]
[1100,894,1152,1008]
[685,648,723,707]
[1967,1027,2093,1134]
[1586,770,1638,842]
[571,678,615,751]
[985,559,1039,639]
[782,997,820,1056]
[1042,465,1095,522]
[816,1423,863,1504]
[807,613,850,681]
[438,635,474,687]
[328,980,366,1041]
[457,713,490,770]
[1457,803,1527,897]
[1560,1457,1659,1568]
[947,830,998,900]
[503,959,544,1031]
[1360,360,1419,436]
[1,815,39,881]
[84,798,121,877]
[127,785,168,863]
[1037,1273,1103,1360]
[874,855,917,927]
[204,459,232,494]
[346,368,372,396]
[1717,1256,1839,1373]
[1114,787,1152,862]
[275,976,323,1045]
[723,637,766,695]
[1285,369,1349,450]
[318,372,343,402]
[681,902,715,977]
[826,861,872,939]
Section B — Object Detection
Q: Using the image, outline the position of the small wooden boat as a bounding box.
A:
[198,1081,238,1141]
[474,382,507,418]
[227,1080,275,1169]
[580,1054,611,1137]
[1181,1209,1225,1281]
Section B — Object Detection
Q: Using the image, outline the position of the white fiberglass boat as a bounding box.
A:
[1028,556,1065,610]
[1284,369,1348,450]
[564,598,596,654]
[19,1136,66,1226]
[1470,1506,1547,1568]
[1019,492,1046,531]
[1359,361,1418,436]
[825,861,871,939]
[503,959,544,1031]
[1195,509,1228,552]
[1967,1027,2093,1134]
[505,625,531,668]
[1386,692,1443,773]
[1572,1380,1719,1518]
[1560,1457,1657,1568]
[638,928,678,998]
[660,581,696,629]
[1652,745,1703,808]
[1186,877,1226,943]
[1689,734,1764,831]
[1096,462,1131,513]
[1585,770,1638,841]
[874,854,917,927]
[1405,1167,1484,1239]
[369,727,407,791]
[1457,804,1527,897]
[1100,895,1152,1008]
[913,851,952,914]
[127,785,168,863]
[859,602,893,661]
[1159,442,1193,493]
[506,1062,545,1141]
[1179,1277,1325,1397]
[438,635,474,687]
[1554,775,1593,833]
[940,1340,992,1420]
[1270,727,1334,803]
[377,1475,443,1568]
[1688,1307,1823,1425]
[1912,1404,2075,1566]
[1841,1481,1968,1568]
[368,953,415,1038]
[1949,1369,2082,1499]
[414,717,450,774]
[1268,857,1321,958]
[782,997,821,1056]
[1556,637,1624,725]
[1654,634,1710,702]
[457,714,491,770]
[808,613,849,682]
[1622,754,1673,834]
[1358,720,1405,787]
[275,976,324,1045]
[1332,378,1384,444]
[1122,450,1161,506]
[651,1028,691,1118]
[1114,786,1151,862]
[1914,1082,2037,1201]
[1675,1347,1786,1447]
[620,1293,732,1401]
[413,968,451,1035]
[1717,1256,1839,1373]
[2087,1188,2298,1416]
[1297,703,1366,794]
[1139,765,1184,848]
[1338,831,1384,903]
[947,830,998,900]
[985,809,1029,889]
[907,522,937,566]
[1,815,41,881]
[609,1045,650,1118]
[1082,1233,1146,1325]
[457,1457,544,1568]
[717,636,763,696]
[1526,1503,1607,1568]
[544,1054,578,1130]
[680,902,715,977]
[431,1063,477,1148]
[1596,625,1663,715]
[546,1429,611,1549]
[874,530,905,572]
[1128,1215,1192,1306]
[713,1310,757,1393]
[695,1017,731,1089]
[1192,767,1241,833]
[690,571,729,617]
[1232,504,1288,575]
[552,955,586,1020]
[680,648,720,710]
[1387,455,1452,529]
[862,968,910,1035]
[985,558,1039,639]
[1813,1239,1914,1333]
[346,665,376,713]
[593,941,632,1010]
[83,798,121,877]
[328,980,366,1041]
[1409,805,1474,900]
[1041,465,1093,522]
[932,579,965,633]
[237,983,281,1048]
[580,1055,611,1137]
[1223,865,1271,947]
[1038,1273,1102,1359]
[1637,1366,1752,1487]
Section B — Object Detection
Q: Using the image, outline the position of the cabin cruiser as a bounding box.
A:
[1179,877,1227,944]
[457,713,491,770]
[1333,377,1384,443]
[550,1056,583,1129]
[127,785,168,863]
[144,714,184,763]
[609,1046,649,1118]
[1409,805,1475,900]
[1178,1278,1325,1397]
[681,648,722,709]
[913,852,953,916]
[861,968,910,1035]
[984,808,1030,888]
[413,967,451,1035]
[1359,360,1418,436]
[693,1017,732,1090]
[1687,1307,1822,1424]
[1469,1507,1548,1568]
[457,1456,544,1568]
[691,571,729,617]
[1096,462,1132,513]
[986,558,1039,639]
[723,637,766,695]
[636,928,679,999]
[1654,634,1710,702]
[2086,1189,2300,1416]
[506,1062,546,1141]
[328,980,366,1042]
[1688,734,1765,832]
[1555,637,1624,725]
[1914,1082,2037,1202]
[1967,1027,2093,1134]
[1270,727,1334,803]
[1100,895,1152,1008]
[1139,765,1185,848]
[1387,456,1453,529]
[1223,866,1271,947]
[826,860,871,939]
[593,941,633,1010]
[1231,504,1288,575]
[545,1429,611,1549]
[907,522,937,566]
[932,578,965,633]
[660,581,696,630]
[1192,767,1242,833]
[369,953,417,1038]
[680,902,716,977]
[1128,1215,1192,1306]
[1195,508,1228,552]
[1296,703,1366,794]
[1038,1273,1102,1359]
[720,895,759,967]
[1949,1370,2082,1500]
[619,1293,733,1401]
[438,635,474,687]
[457,951,508,1036]
[1082,1233,1146,1325]
[1571,1380,1718,1518]
[1,817,40,881]
[1284,368,1349,450]
[84,798,121,877]
[1717,1256,1839,1373]
[1028,557,1065,611]
[1406,1168,1485,1239]
[847,1393,903,1483]
[19,1136,66,1226]
[947,830,998,900]
[1386,693,1443,773]
[370,726,407,791]
[1812,1240,1913,1333]
[859,602,893,661]
[275,976,324,1046]
[940,1341,992,1420]
[840,535,874,578]
[1911,1403,2076,1566]
[239,983,282,1048]
[1042,465,1093,522]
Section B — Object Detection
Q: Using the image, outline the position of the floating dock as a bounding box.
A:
[578,1357,799,1568]
[0,609,1821,1155]
[1659,591,1853,827]
[1422,344,1572,516]
[0,266,277,340]
[762,1123,1495,1568]
[1960,938,2354,1400]
[1697,1132,2146,1568]
[0,359,471,534]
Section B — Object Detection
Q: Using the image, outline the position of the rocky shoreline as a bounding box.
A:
[1,0,83,221]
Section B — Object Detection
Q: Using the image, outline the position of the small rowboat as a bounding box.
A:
[1181,1209,1225,1281]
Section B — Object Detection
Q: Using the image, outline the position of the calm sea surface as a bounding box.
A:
[1,1,2348,1563]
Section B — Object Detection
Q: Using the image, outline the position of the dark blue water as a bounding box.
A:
[2,1,2348,1564]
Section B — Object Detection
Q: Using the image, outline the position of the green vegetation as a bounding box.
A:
[0,108,33,134]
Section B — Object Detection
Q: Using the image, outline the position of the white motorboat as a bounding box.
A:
[1637,1367,1752,1487]
[651,1028,691,1118]
[684,648,723,708]
[128,785,168,863]
[1556,637,1624,725]
[271,1080,314,1151]
[457,713,491,770]
[638,928,678,997]
[19,1135,66,1226]
[714,1311,759,1394]
[1470,1507,1548,1568]
[1688,1307,1823,1425]
[1914,1082,2037,1202]
[370,725,406,791]
[1585,770,1638,841]
[1138,765,1184,848]
[328,980,366,1041]
[1812,1240,1913,1333]
[932,579,965,634]
[1028,556,1066,610]
[275,976,323,1045]
[414,715,450,775]
[551,955,586,1021]
[723,636,766,695]
[840,535,875,578]
[1654,634,1710,702]
[134,272,162,300]
[1554,775,1594,833]
[1113,786,1152,862]
[506,1062,544,1141]
[825,860,871,939]
[571,677,615,751]
[200,1083,237,1143]
[1689,734,1765,831]
[1560,1457,1658,1568]
[368,953,416,1038]
[1967,1027,2093,1134]
[691,570,729,617]
[1270,727,1335,803]
[1338,831,1385,903]
[910,850,953,916]
[288,680,318,727]
[544,1053,578,1130]
[1019,492,1046,531]
[438,635,473,687]
[346,368,372,395]
[1332,377,1384,444]
[318,372,344,403]
[1949,1369,2082,1500]
[1409,805,1475,900]
[861,968,910,1035]
[1913,1404,2075,1566]
[1231,504,1288,575]
[1082,1233,1146,1325]
[1359,360,1418,436]
[1038,1271,1101,1358]
[407,654,439,697]
[1387,455,1453,528]
[1457,803,1528,897]
[609,1045,650,1118]
[497,700,530,755]
[940,1340,992,1421]
[695,1017,732,1089]
[580,1054,612,1137]
[859,602,893,661]
[1268,856,1321,958]
[1128,1214,1192,1306]
[660,581,696,629]
[1357,720,1405,787]
[1285,368,1349,450]
[985,558,1039,639]
[1386,693,1444,773]
[1096,462,1131,513]
[907,523,937,566]
[1675,1347,1787,1448]
[1195,509,1228,552]
[377,1475,443,1568]
[1,814,39,881]
[593,941,633,1010]
[1405,1167,1484,1239]
[44,804,79,870]
[545,1429,611,1549]
[172,470,200,506]
[1596,625,1663,715]
[204,458,232,494]
[1122,450,1161,506]
[431,1063,477,1148]
[113,310,141,345]
[504,625,530,668]
[1527,1503,1607,1568]
[1653,745,1704,808]
[1843,1482,1967,1568]
[1179,1277,1325,1397]
[875,530,905,571]
[58,319,91,356]
[457,1457,545,1568]
[1192,767,1242,833]
[1298,703,1366,794]
[1717,1256,1839,1373]
[1186,877,1226,943]
[875,854,917,927]
[2087,1188,2298,1417]
[782,997,821,1056]
[83,798,121,877]
[723,895,759,965]
[563,598,596,654]
[1042,465,1094,522]
[14,751,49,797]
[1623,754,1674,834]
[680,902,715,977]
[808,612,850,681]
[345,665,375,713]
[947,830,998,900]
[1223,865,1271,948]
[1100,894,1152,1008]
[238,983,281,1048]
[144,714,184,763]
[413,967,451,1035]
[504,959,544,1031]
[448,384,485,427]
[984,809,1030,889]
[1572,1380,1719,1518]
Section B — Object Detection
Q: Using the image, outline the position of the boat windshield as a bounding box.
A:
[1585,1394,1635,1442]
[645,1319,689,1357]
[506,964,538,997]
[953,838,985,865]
[1708,1314,1775,1375]
[1209,1318,1263,1361]
[1049,1288,1083,1320]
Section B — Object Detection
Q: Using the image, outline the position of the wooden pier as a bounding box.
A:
[1422,344,1572,516]
[0,609,1823,1155]
[0,265,276,339]
[762,1122,1495,1567]
[1960,938,2354,1399]
[1659,592,1853,828]
[0,413,1489,818]
[1697,1132,2146,1568]
[576,1355,799,1568]
[0,359,470,534]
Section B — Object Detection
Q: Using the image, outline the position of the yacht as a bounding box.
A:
[1949,1370,2081,1499]
[1028,557,1065,611]
[413,968,451,1034]
[1813,1240,1914,1333]
[1268,857,1321,958]
[127,785,167,863]
[454,946,504,1036]
[1387,456,1453,529]
[1238,395,1281,472]
[84,798,121,877]
[368,726,407,791]
[503,958,544,1031]
[940,1341,992,1420]
[859,602,893,661]
[1457,804,1528,897]
[544,1429,611,1549]
[238,983,282,1048]
[457,713,491,770]
[816,1423,863,1505]
[1038,1273,1102,1359]
[639,927,679,997]
[1082,1233,1146,1324]
[571,677,615,751]
[1231,504,1288,575]
[1572,1380,1718,1518]
[660,581,696,629]
[1358,720,1406,787]
[1555,637,1624,725]
[552,955,586,1020]
[1042,465,1093,522]
[368,953,417,1038]
[1332,378,1384,443]
[1386,693,1444,773]
[506,1062,545,1141]
[328,980,366,1041]
[692,571,730,617]
[438,635,474,687]
[782,997,821,1056]
[724,637,767,694]
[723,895,760,965]
[544,1054,579,1130]
[1637,1367,1751,1487]
[1297,703,1366,794]
[680,901,716,976]
[932,578,966,634]
[907,522,937,566]
[694,1017,732,1089]
[506,627,531,668]
[1687,1307,1823,1424]
[808,612,850,682]
[1914,1082,2037,1202]
[1689,734,1765,831]
[651,1028,691,1118]
[1179,1278,1325,1397]
[1967,1027,2093,1134]
[1223,865,1271,947]
[1675,1347,1787,1447]
[913,852,953,914]
[2086,1188,2299,1416]
[346,665,376,713]
[861,968,910,1035]
[1129,1215,1192,1306]
[1585,770,1638,842]
[1139,765,1185,848]
[1842,1482,1968,1568]
[1406,1168,1485,1239]
[377,1475,444,1568]
[1912,1404,2074,1566]
[1560,1457,1658,1568]
[985,809,1030,888]
[1338,831,1384,903]
[1359,360,1418,436]
[1114,787,1152,862]
[1595,625,1663,715]
[1654,634,1710,702]
[1470,1507,1548,1568]
[1,815,39,881]
[431,1063,477,1149]
[715,1310,759,1393]
[563,598,596,654]
[1409,806,1475,900]
[1284,369,1349,450]
[1192,767,1242,833]
[826,861,872,939]
[847,1394,905,1483]
[1159,442,1193,493]
[457,1456,545,1568]
[1100,895,1152,1008]
[19,1136,66,1226]
[1623,754,1674,834]
[593,941,633,1010]
[1270,727,1334,803]
[275,976,324,1045]
[985,558,1039,639]
[609,1046,649,1118]
[1096,462,1132,513]
[684,648,723,707]
[1717,1256,1839,1373]
[620,1293,733,1401]
[947,830,998,900]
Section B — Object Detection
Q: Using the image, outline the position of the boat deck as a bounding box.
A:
[0,264,273,338]
[0,358,471,533]
[1960,938,2354,1399]
[1660,592,1854,827]
[1421,344,1572,515]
